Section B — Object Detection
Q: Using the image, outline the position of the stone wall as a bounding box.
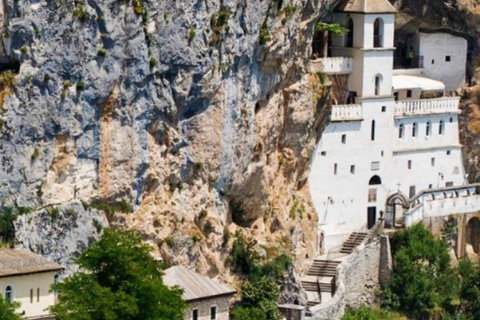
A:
[185,295,233,320]
[308,239,382,320]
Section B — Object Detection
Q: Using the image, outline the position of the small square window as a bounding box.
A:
[211,306,217,320]
[429,184,433,189]
[432,59,435,64]
[446,55,451,62]
[446,182,454,187]
[447,150,451,155]
[321,151,327,156]
[407,90,413,98]
[193,309,199,320]
[408,160,412,169]
[334,163,338,175]
[341,134,346,144]
[431,158,435,167]
[350,165,355,174]
[381,106,386,112]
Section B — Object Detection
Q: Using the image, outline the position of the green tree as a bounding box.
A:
[51,228,186,320]
[231,276,281,320]
[0,296,22,320]
[383,224,460,319]
[458,258,480,318]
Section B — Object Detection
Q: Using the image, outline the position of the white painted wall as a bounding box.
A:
[309,10,468,250]
[186,296,233,320]
[417,32,467,92]
[0,272,57,318]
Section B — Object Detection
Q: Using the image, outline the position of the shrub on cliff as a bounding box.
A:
[342,305,407,320]
[231,276,281,320]
[382,224,459,318]
[50,228,186,320]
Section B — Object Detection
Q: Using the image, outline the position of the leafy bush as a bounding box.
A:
[46,207,60,220]
[259,24,271,45]
[458,258,480,318]
[31,148,40,160]
[230,231,261,276]
[315,22,349,35]
[0,70,16,88]
[342,305,407,320]
[82,199,133,220]
[0,295,22,320]
[188,27,196,45]
[73,5,89,22]
[231,276,281,320]
[382,224,460,318]
[230,231,291,280]
[203,220,214,236]
[50,228,186,320]
[132,0,143,15]
[149,57,157,68]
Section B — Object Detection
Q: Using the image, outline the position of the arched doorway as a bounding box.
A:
[466,218,480,257]
[369,175,382,185]
[367,176,382,229]
[386,192,409,228]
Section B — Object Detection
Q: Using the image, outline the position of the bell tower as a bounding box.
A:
[331,0,397,99]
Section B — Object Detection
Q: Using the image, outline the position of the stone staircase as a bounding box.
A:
[339,232,368,254]
[301,259,341,307]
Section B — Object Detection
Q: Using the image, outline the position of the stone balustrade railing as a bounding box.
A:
[394,97,460,118]
[331,104,363,122]
[309,57,353,75]
[404,184,480,226]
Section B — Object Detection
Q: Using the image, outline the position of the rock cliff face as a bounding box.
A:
[0,0,334,278]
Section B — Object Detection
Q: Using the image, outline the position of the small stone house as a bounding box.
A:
[0,248,63,319]
[163,266,236,320]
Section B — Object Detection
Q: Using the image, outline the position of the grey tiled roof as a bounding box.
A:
[163,266,236,301]
[0,249,63,278]
[336,0,397,13]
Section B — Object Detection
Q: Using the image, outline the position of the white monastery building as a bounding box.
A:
[0,249,63,319]
[163,265,236,320]
[309,0,469,249]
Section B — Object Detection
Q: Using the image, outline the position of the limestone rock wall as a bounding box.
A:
[13,201,109,275]
[0,0,336,280]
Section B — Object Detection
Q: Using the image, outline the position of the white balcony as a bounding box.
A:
[309,57,353,75]
[331,104,363,122]
[394,97,460,118]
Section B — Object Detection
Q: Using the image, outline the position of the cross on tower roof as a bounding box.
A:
[335,0,397,13]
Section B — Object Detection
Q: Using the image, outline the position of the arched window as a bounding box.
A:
[398,123,404,139]
[373,18,384,48]
[375,75,382,96]
[4,286,13,302]
[345,18,354,47]
[439,120,444,135]
[426,121,431,136]
[412,122,417,137]
[369,175,382,185]
[371,120,376,141]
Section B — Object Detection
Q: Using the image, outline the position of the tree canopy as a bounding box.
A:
[382,224,459,319]
[0,296,22,320]
[51,228,186,320]
[231,276,281,320]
